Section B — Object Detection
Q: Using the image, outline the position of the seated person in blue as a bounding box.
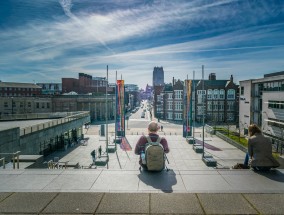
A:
[244,124,280,171]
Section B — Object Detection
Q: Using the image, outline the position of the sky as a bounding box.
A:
[0,0,284,89]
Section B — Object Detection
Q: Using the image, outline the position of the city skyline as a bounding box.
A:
[0,0,284,88]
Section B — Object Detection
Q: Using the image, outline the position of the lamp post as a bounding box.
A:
[11,97,14,115]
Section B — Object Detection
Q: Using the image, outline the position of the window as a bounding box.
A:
[168,101,173,110]
[268,100,284,109]
[219,101,224,110]
[213,89,219,99]
[207,89,212,99]
[174,113,182,120]
[227,101,235,111]
[20,102,23,108]
[240,86,244,95]
[227,89,235,99]
[4,102,8,108]
[168,93,173,99]
[219,89,225,99]
[167,112,173,119]
[175,101,182,110]
[197,106,205,115]
[36,103,39,108]
[175,90,182,99]
[219,113,224,122]
[227,113,235,121]
[28,102,31,108]
[207,101,212,111]
[213,101,218,110]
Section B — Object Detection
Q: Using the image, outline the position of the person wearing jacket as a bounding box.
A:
[244,124,280,171]
[134,121,169,170]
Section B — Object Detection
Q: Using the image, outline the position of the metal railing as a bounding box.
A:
[0,151,21,169]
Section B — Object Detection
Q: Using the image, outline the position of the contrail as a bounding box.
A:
[58,0,115,54]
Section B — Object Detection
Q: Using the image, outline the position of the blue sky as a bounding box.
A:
[0,0,284,89]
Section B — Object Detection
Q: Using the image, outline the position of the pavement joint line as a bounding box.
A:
[196,193,207,215]
[39,192,59,214]
[241,193,261,215]
[149,193,151,214]
[0,192,14,204]
[94,192,105,215]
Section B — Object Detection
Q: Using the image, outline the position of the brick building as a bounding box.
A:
[0,82,41,97]
[62,73,109,94]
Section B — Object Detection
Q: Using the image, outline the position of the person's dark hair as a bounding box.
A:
[248,124,262,136]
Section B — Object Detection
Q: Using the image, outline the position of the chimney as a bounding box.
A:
[209,73,216,80]
[230,75,233,82]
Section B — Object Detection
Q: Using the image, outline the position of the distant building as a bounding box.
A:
[239,71,284,153]
[0,97,52,116]
[194,73,239,124]
[153,67,164,86]
[62,73,110,94]
[154,78,184,121]
[37,83,62,95]
[141,84,153,100]
[0,82,41,97]
[153,73,239,124]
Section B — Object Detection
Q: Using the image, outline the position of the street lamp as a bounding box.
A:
[11,97,14,115]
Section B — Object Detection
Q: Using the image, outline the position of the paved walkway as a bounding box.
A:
[1,125,284,214]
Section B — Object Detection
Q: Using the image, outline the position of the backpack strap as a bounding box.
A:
[145,136,162,144]
[145,136,152,144]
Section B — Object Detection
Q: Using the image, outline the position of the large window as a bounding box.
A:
[213,89,219,99]
[207,101,212,111]
[167,112,173,119]
[167,101,173,110]
[219,89,225,99]
[207,89,213,100]
[168,93,173,99]
[227,89,235,100]
[227,101,235,111]
[174,113,182,120]
[227,113,235,121]
[175,101,182,110]
[175,90,182,99]
[268,100,284,109]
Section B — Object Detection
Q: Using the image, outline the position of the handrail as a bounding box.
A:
[0,151,20,169]
[0,157,5,169]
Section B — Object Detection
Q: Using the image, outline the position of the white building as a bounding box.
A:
[239,71,284,153]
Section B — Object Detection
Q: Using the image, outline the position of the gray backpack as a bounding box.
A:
[144,136,165,171]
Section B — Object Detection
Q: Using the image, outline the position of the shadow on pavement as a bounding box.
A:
[255,169,284,182]
[138,169,177,193]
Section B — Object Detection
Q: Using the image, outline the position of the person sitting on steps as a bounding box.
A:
[134,121,169,170]
[234,124,280,171]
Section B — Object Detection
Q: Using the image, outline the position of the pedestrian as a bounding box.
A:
[233,124,280,171]
[134,121,169,170]
[161,125,163,132]
[91,149,96,163]
[98,145,102,157]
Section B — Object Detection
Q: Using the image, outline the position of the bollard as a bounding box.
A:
[17,153,19,169]
[12,154,15,169]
